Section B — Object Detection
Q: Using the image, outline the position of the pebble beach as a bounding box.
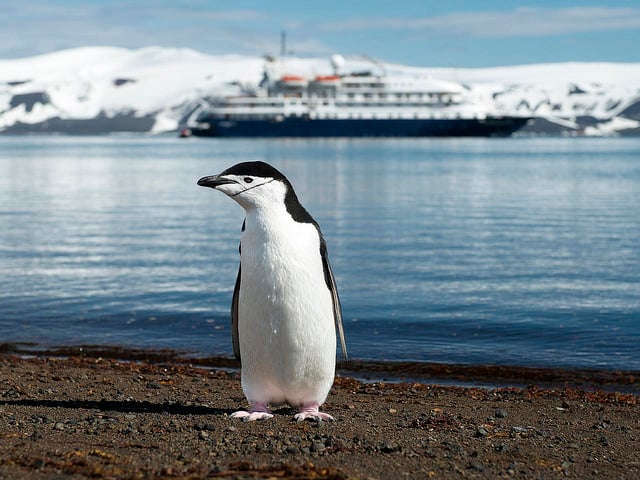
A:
[1,353,638,479]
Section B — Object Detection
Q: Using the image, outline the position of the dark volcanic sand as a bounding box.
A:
[1,355,638,479]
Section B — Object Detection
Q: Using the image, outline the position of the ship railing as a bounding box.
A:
[299,111,486,120]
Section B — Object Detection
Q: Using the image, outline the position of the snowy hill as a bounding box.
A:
[1,46,640,136]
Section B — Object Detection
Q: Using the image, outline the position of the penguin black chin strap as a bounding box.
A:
[231,178,277,197]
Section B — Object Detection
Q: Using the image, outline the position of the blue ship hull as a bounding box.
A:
[190,116,529,137]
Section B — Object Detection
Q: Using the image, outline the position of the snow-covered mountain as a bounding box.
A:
[1,46,640,136]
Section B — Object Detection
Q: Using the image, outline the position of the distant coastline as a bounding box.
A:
[1,46,639,136]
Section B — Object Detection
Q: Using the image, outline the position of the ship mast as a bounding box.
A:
[280,31,287,57]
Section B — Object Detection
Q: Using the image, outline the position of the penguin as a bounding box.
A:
[197,161,347,421]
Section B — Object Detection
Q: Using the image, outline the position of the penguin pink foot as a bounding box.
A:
[230,402,273,421]
[294,402,334,422]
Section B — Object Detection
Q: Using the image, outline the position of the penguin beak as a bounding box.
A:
[197,175,237,189]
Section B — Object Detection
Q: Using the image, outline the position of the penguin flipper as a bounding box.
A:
[320,244,348,361]
[231,265,241,362]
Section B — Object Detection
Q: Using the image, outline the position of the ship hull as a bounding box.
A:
[190,116,529,138]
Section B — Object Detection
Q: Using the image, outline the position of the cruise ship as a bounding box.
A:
[185,55,529,138]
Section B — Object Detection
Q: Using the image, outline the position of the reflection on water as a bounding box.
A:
[1,136,639,370]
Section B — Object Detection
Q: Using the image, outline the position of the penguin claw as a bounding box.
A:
[294,411,334,422]
[230,403,273,421]
[294,404,334,422]
[230,410,274,421]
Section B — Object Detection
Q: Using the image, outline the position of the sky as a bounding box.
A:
[2,0,640,67]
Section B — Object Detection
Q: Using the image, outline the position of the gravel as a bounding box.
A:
[0,355,638,480]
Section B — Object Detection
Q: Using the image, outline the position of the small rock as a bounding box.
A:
[599,435,610,446]
[494,443,508,453]
[285,446,298,454]
[311,441,325,453]
[199,430,209,440]
[469,461,485,472]
[475,426,489,438]
[494,409,507,418]
[380,441,402,453]
[146,382,162,389]
[54,422,65,431]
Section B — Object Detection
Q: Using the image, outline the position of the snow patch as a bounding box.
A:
[584,116,640,136]
[1,47,640,135]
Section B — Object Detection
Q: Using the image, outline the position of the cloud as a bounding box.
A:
[319,7,640,37]
[0,0,277,58]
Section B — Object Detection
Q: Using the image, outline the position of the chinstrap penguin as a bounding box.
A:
[198,161,347,421]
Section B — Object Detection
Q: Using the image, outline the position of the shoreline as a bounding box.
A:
[1,352,638,479]
[2,342,639,394]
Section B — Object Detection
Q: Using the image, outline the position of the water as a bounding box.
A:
[1,136,639,371]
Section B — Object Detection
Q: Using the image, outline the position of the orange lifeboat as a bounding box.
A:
[280,75,307,87]
[314,75,341,86]
[315,75,341,82]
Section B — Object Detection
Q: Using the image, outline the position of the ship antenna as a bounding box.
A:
[280,30,286,57]
[362,53,386,76]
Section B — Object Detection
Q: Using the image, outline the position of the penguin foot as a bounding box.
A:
[294,403,334,422]
[230,402,273,421]
[230,410,274,421]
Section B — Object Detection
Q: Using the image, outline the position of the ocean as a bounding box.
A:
[1,136,638,371]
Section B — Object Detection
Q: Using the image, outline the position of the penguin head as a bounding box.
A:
[197,161,292,210]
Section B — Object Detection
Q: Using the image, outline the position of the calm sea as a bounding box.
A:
[1,136,639,370]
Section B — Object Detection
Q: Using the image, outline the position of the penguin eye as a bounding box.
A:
[243,177,253,184]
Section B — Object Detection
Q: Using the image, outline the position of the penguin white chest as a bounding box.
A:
[238,212,336,406]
